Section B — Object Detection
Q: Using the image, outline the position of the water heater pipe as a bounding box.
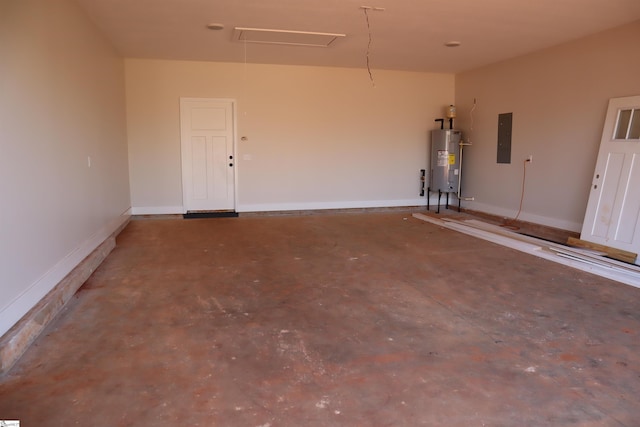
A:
[457,141,475,202]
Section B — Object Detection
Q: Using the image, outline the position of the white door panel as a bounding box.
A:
[180,99,235,212]
[616,154,640,243]
[191,107,226,130]
[191,136,208,200]
[581,95,640,264]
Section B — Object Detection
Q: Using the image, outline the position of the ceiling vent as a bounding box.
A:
[233,27,345,47]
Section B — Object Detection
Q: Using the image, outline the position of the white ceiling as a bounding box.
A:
[74,0,640,73]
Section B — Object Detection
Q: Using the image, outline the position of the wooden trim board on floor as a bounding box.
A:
[413,213,640,289]
[566,237,637,264]
[0,219,130,375]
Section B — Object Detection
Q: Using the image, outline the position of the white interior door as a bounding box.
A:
[180,98,235,212]
[580,95,640,263]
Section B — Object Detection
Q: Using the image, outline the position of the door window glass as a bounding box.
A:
[629,109,640,139]
[615,108,640,140]
[615,109,632,139]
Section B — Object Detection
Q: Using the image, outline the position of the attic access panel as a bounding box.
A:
[233,27,345,47]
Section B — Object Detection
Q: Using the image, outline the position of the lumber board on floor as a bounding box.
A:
[567,237,637,264]
[412,213,640,288]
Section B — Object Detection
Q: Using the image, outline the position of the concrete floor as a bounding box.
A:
[1,212,639,426]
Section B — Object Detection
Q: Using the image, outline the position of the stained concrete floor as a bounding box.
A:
[1,212,639,426]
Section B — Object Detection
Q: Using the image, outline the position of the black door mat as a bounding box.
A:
[183,212,239,219]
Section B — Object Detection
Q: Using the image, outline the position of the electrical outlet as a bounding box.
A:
[527,155,533,163]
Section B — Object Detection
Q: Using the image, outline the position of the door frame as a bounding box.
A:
[179,97,238,213]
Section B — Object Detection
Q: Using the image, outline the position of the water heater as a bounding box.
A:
[430,129,461,193]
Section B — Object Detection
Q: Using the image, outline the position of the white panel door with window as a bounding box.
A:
[580,95,640,264]
[180,98,236,212]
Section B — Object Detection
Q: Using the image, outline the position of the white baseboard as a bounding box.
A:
[464,200,582,232]
[133,200,430,215]
[131,205,185,215]
[237,198,427,213]
[130,199,582,233]
[0,209,131,338]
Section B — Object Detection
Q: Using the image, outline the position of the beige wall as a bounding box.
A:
[455,20,640,231]
[126,59,454,213]
[0,0,130,336]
